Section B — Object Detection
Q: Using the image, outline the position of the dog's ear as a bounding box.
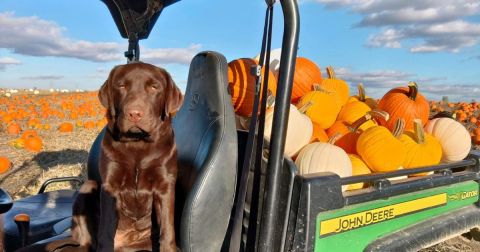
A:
[164,72,183,119]
[98,81,109,108]
[99,68,117,119]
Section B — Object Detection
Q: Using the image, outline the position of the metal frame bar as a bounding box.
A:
[258,0,299,251]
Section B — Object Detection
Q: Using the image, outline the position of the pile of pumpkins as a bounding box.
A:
[227,55,472,191]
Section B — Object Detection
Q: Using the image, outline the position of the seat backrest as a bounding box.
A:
[173,51,237,252]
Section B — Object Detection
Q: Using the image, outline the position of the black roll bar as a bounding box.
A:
[258,0,299,251]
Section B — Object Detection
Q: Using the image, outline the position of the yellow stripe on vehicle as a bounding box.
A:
[319,193,447,236]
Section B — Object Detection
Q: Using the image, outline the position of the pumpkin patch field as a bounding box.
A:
[0,91,106,199]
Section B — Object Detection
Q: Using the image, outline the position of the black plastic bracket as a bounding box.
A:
[125,32,140,62]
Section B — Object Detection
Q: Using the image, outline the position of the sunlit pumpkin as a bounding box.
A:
[335,110,389,155]
[311,123,329,143]
[7,122,21,135]
[227,58,277,117]
[326,120,350,139]
[357,119,406,172]
[291,57,323,103]
[253,48,282,75]
[336,101,374,131]
[378,82,429,131]
[296,85,341,129]
[0,156,11,174]
[319,66,350,106]
[24,136,43,152]
[399,119,442,175]
[424,118,471,162]
[295,134,352,191]
[83,121,95,129]
[264,104,313,157]
[58,122,74,133]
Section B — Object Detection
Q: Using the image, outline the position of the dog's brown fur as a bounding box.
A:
[73,62,183,252]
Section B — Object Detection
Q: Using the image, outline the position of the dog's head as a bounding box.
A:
[99,63,183,141]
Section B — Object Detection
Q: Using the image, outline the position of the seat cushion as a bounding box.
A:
[173,51,237,252]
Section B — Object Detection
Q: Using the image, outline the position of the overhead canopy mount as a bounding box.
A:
[101,0,180,61]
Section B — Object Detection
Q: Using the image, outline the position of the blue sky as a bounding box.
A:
[0,0,479,101]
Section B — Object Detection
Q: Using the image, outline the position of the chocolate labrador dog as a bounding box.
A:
[72,62,183,252]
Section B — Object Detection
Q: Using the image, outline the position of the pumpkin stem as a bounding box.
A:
[357,83,366,102]
[328,132,342,145]
[413,119,425,144]
[368,109,390,122]
[392,118,406,138]
[298,101,314,114]
[407,81,419,101]
[348,113,373,132]
[312,84,334,95]
[326,66,336,79]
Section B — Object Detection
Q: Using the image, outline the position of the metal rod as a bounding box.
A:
[340,158,477,185]
[258,0,299,251]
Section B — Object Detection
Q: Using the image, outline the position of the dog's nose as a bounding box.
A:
[127,109,143,122]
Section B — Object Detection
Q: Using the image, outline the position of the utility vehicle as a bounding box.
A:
[1,0,480,251]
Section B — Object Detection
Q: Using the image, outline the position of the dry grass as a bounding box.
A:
[0,127,101,199]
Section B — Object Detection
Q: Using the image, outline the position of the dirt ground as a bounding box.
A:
[1,120,480,251]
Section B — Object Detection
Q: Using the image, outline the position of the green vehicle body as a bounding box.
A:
[315,181,479,251]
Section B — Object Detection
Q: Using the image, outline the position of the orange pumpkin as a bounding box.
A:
[83,121,95,129]
[228,58,277,117]
[378,82,429,131]
[311,123,329,143]
[473,128,480,145]
[58,122,74,132]
[0,156,11,174]
[334,110,389,155]
[320,66,350,106]
[291,57,323,103]
[326,121,350,139]
[7,122,21,135]
[21,130,38,140]
[296,85,341,129]
[25,136,43,152]
[336,101,374,131]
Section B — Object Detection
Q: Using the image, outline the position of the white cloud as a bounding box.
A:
[21,75,64,80]
[0,56,21,70]
[333,66,477,101]
[0,12,201,64]
[142,44,202,65]
[311,0,480,53]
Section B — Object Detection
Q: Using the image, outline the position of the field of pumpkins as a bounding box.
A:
[0,91,107,177]
[228,56,474,191]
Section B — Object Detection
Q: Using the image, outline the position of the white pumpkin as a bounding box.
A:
[264,104,313,157]
[424,118,471,162]
[295,141,352,191]
[254,48,282,77]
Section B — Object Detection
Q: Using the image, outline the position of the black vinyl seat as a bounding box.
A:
[173,51,237,252]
